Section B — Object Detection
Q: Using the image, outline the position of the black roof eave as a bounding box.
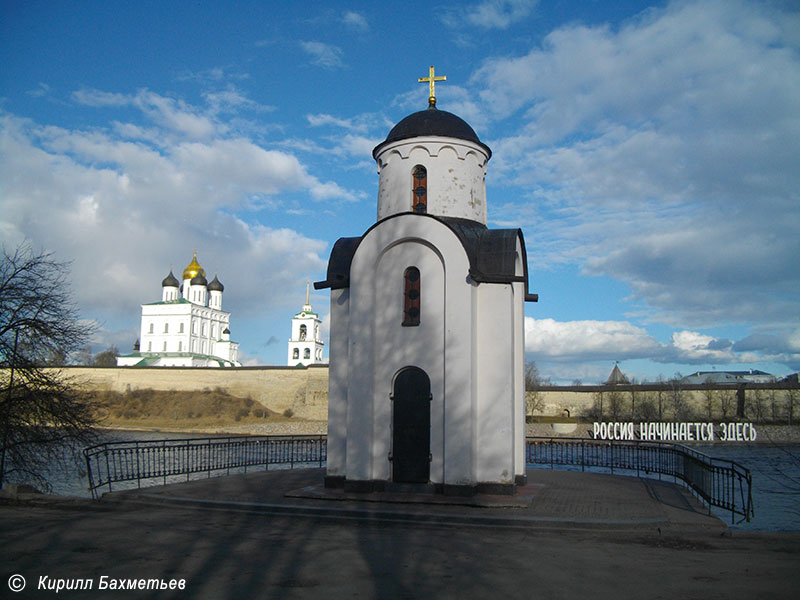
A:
[314,213,537,302]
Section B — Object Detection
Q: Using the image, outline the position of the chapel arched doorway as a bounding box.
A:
[392,367,431,483]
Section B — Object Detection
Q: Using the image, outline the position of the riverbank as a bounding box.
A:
[99,420,800,444]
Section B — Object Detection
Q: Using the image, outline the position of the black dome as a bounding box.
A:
[161,270,180,288]
[207,275,224,292]
[191,272,208,286]
[373,107,491,158]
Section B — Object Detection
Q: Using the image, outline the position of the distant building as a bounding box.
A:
[287,284,325,366]
[680,370,775,385]
[117,252,240,367]
[605,363,630,385]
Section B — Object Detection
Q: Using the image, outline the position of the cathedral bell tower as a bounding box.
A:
[287,283,324,366]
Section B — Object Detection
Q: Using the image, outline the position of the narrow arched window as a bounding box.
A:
[304,348,311,359]
[293,348,299,360]
[403,267,421,327]
[412,165,427,213]
[299,324,307,340]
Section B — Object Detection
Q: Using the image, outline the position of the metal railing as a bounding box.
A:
[526,436,753,523]
[84,433,752,523]
[84,435,326,499]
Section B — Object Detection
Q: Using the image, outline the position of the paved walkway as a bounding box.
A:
[3,469,800,599]
[99,467,728,532]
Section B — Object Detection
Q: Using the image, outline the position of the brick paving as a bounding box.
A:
[102,467,727,532]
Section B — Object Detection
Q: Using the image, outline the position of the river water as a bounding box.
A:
[17,431,800,532]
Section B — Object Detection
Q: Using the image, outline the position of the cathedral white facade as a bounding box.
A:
[117,252,240,367]
[316,72,537,495]
[287,284,325,366]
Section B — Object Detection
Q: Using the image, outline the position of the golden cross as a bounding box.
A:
[418,65,446,107]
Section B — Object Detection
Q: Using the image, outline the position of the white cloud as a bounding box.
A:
[475,0,800,330]
[342,11,369,32]
[300,41,344,69]
[445,0,538,30]
[72,88,130,107]
[525,317,799,370]
[0,91,354,339]
[73,88,220,139]
[27,82,50,98]
[203,88,275,115]
[177,66,250,83]
[525,317,662,361]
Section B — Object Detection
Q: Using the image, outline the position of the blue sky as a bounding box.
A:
[2,0,799,383]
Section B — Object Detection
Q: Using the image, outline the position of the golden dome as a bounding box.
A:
[182,251,206,281]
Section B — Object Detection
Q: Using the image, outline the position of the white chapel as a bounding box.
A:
[287,283,325,366]
[315,68,537,495]
[117,252,241,367]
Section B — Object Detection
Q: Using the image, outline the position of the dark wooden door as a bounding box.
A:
[392,367,431,483]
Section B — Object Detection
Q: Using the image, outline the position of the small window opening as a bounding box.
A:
[304,348,311,359]
[299,324,307,340]
[403,267,421,327]
[412,166,427,213]
[293,348,299,360]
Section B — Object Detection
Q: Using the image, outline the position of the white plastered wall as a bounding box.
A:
[375,138,489,224]
[339,216,476,485]
[326,288,350,477]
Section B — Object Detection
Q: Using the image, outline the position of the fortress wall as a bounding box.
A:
[531,385,799,422]
[11,367,797,424]
[56,365,330,421]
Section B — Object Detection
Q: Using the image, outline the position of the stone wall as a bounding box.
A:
[13,367,799,425]
[56,365,330,421]
[530,384,800,422]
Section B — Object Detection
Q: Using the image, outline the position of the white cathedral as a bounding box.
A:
[315,68,537,495]
[117,252,241,367]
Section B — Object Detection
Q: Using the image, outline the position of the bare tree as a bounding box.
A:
[702,377,716,420]
[628,377,638,421]
[655,375,666,420]
[635,391,658,421]
[668,374,690,421]
[788,387,799,426]
[92,345,119,367]
[607,389,624,421]
[0,244,98,490]
[524,360,547,418]
[719,388,735,418]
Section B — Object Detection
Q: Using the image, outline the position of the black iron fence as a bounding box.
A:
[526,436,753,523]
[84,435,326,499]
[84,434,753,523]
